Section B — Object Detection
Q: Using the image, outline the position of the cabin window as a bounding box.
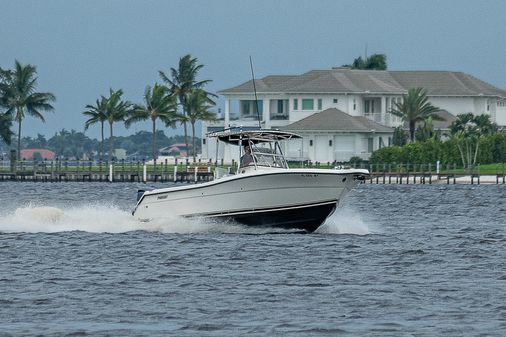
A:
[302,99,314,110]
[317,99,322,110]
[293,99,298,110]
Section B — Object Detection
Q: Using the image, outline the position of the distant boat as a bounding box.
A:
[132,129,368,232]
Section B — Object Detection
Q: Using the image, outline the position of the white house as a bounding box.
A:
[281,108,393,163]
[202,68,506,163]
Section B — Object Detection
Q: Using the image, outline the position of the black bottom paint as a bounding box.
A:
[212,202,337,233]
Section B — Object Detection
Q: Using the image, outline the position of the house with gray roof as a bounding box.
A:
[281,108,393,162]
[202,68,506,163]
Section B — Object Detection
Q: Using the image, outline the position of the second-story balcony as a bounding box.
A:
[363,112,402,127]
[270,113,289,120]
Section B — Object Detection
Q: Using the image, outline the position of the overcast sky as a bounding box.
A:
[1,0,505,139]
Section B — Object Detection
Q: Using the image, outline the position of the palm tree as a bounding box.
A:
[185,89,216,162]
[83,96,108,161]
[103,89,132,164]
[415,116,442,142]
[0,60,55,159]
[0,68,14,145]
[0,113,13,145]
[390,87,440,142]
[450,113,497,170]
[125,83,179,161]
[159,54,211,156]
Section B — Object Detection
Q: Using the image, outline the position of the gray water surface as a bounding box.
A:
[1,182,506,336]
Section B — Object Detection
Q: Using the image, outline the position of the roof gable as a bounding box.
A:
[282,108,393,133]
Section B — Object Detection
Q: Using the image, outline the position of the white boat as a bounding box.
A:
[132,129,368,232]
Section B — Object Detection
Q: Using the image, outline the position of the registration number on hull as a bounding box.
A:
[300,174,319,177]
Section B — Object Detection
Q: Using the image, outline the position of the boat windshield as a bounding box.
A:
[250,142,287,168]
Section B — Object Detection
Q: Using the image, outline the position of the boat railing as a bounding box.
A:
[252,148,287,169]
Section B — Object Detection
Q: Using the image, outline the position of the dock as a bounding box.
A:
[2,159,506,185]
[0,159,215,183]
[366,172,506,185]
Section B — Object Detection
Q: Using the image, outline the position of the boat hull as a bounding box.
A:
[208,200,337,232]
[133,169,367,232]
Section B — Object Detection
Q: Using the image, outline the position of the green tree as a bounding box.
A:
[159,54,211,156]
[392,126,408,146]
[345,54,387,70]
[23,133,47,148]
[0,67,14,144]
[415,116,441,142]
[351,56,366,69]
[0,113,13,145]
[390,87,440,142]
[47,129,97,159]
[103,89,132,163]
[365,54,388,70]
[83,97,108,161]
[184,89,216,162]
[0,60,55,159]
[125,83,179,160]
[450,113,497,170]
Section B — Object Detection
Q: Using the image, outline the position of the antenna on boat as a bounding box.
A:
[249,55,262,129]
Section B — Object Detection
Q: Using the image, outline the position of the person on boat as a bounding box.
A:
[240,145,254,167]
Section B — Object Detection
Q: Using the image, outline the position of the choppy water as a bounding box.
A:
[1,182,506,336]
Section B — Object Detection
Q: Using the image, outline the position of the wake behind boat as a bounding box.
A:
[132,129,368,232]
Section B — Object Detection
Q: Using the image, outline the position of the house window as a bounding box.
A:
[242,101,250,115]
[302,99,314,110]
[257,101,263,114]
[353,99,356,110]
[203,139,206,145]
[333,98,338,104]
[309,140,313,146]
[318,99,322,110]
[364,99,375,114]
[368,138,374,153]
[329,139,332,147]
[487,100,490,111]
[277,100,284,113]
[293,99,298,110]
